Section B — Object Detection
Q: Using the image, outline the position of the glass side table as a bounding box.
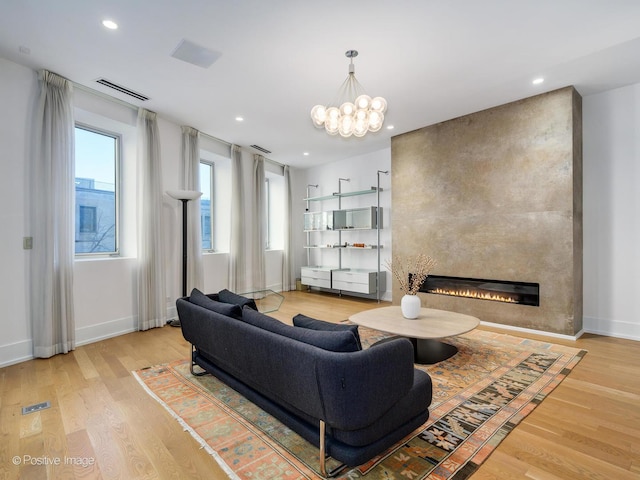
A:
[239,289,284,313]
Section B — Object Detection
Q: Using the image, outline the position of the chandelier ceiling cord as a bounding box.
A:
[310,50,387,138]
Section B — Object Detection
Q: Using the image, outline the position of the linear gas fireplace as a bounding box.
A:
[417,275,540,306]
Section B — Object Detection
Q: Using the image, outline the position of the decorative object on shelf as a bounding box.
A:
[385,254,437,319]
[310,50,387,138]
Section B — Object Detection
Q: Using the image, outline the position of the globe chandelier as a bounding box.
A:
[310,50,387,138]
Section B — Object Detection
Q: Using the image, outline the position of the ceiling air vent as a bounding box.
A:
[250,145,272,155]
[96,78,149,101]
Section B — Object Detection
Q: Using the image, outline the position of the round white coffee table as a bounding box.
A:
[349,306,480,364]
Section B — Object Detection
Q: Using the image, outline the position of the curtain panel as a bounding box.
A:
[30,70,76,358]
[181,126,203,293]
[229,145,245,291]
[252,154,266,291]
[282,165,294,290]
[137,108,166,330]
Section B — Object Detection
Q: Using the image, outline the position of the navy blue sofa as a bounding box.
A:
[176,290,432,476]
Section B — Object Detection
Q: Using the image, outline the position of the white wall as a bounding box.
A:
[0,58,36,365]
[583,83,640,340]
[0,58,288,367]
[299,149,393,300]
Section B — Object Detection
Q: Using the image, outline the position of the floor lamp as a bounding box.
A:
[167,189,203,326]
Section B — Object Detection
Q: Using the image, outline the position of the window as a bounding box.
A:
[264,177,270,249]
[265,169,285,250]
[200,161,213,251]
[199,150,231,252]
[74,125,119,254]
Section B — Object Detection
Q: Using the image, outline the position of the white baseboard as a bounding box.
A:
[479,320,584,342]
[1,307,180,368]
[583,315,640,342]
[75,315,137,346]
[0,340,33,368]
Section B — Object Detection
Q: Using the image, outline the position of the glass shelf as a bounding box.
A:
[304,187,382,202]
[304,207,379,231]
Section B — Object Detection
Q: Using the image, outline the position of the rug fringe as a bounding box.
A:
[131,369,240,480]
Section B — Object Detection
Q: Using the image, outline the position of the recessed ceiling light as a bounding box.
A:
[303,152,309,156]
[532,77,544,85]
[386,125,395,130]
[235,116,244,122]
[102,19,118,30]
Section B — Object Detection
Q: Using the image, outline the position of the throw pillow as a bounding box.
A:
[241,307,360,352]
[293,314,362,350]
[218,289,258,311]
[190,288,242,319]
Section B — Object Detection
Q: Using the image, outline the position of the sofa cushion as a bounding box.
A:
[190,288,242,319]
[242,307,360,352]
[218,289,258,311]
[293,314,362,350]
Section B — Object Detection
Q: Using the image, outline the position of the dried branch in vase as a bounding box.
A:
[385,254,437,295]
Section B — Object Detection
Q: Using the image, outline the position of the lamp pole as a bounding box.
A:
[166,190,203,298]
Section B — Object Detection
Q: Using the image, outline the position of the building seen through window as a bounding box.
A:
[75,126,118,254]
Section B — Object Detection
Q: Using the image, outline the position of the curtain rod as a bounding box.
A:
[264,156,286,168]
[199,130,231,147]
[72,81,139,111]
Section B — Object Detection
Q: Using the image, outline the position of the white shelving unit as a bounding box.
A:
[302,172,388,301]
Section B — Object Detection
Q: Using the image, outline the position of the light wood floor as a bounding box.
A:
[1,291,638,479]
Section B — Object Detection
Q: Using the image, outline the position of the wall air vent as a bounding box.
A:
[250,145,272,154]
[96,78,149,101]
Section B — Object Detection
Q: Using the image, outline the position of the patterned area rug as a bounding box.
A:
[133,328,586,479]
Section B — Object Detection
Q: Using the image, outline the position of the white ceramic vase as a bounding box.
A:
[401,294,421,319]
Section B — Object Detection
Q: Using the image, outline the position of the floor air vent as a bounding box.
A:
[22,401,51,415]
[250,144,272,155]
[96,78,149,101]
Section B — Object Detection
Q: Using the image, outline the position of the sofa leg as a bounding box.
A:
[319,420,347,478]
[190,345,209,376]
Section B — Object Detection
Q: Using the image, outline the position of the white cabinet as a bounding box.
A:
[332,269,385,295]
[301,266,332,289]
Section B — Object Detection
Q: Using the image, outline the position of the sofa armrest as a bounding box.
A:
[314,337,418,431]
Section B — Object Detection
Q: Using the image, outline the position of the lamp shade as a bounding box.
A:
[166,189,203,201]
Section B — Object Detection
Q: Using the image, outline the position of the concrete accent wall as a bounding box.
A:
[391,87,582,336]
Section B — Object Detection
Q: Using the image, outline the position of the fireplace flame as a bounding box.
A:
[430,287,518,303]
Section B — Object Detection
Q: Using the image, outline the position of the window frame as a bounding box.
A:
[74,123,121,257]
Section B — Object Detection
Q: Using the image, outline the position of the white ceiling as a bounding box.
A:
[2,0,640,168]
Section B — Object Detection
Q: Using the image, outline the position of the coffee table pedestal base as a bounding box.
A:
[374,336,458,364]
[410,338,458,365]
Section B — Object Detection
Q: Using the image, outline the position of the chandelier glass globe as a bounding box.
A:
[310,104,327,127]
